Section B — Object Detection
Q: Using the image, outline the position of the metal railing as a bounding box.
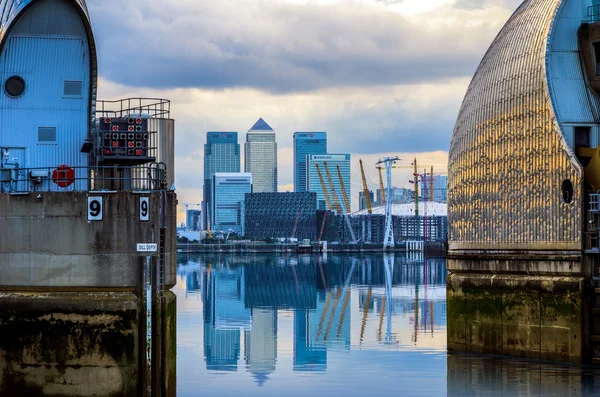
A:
[96,98,170,119]
[0,163,168,193]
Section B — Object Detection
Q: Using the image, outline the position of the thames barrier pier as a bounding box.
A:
[0,0,176,395]
[447,0,600,363]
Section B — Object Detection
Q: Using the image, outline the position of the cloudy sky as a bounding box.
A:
[89,0,522,220]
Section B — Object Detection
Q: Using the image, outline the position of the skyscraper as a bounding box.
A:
[293,132,327,192]
[244,118,277,193]
[212,173,252,235]
[307,154,351,211]
[203,132,240,229]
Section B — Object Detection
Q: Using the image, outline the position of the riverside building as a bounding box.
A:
[244,192,317,241]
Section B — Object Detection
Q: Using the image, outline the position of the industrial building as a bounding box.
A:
[348,203,448,244]
[245,192,317,241]
[212,173,252,235]
[245,118,277,193]
[203,132,240,229]
[293,132,327,192]
[307,154,351,211]
[447,0,600,363]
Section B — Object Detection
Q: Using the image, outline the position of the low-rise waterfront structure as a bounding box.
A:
[245,192,317,241]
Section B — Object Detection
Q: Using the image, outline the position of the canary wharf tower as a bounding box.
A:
[447,0,600,363]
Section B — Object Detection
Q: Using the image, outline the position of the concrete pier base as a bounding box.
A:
[447,272,584,363]
[0,290,176,396]
[0,292,139,396]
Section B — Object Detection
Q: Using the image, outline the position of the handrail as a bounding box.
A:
[588,5,600,23]
[0,164,169,193]
[96,98,171,119]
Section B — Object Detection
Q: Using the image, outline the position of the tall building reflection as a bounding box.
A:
[194,254,447,376]
[245,309,277,385]
[202,265,250,371]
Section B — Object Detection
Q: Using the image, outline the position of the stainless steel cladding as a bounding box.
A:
[147,118,175,188]
[448,0,583,252]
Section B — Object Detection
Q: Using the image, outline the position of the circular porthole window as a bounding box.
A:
[562,179,574,204]
[4,76,25,97]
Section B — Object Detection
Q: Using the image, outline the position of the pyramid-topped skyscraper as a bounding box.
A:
[245,118,277,193]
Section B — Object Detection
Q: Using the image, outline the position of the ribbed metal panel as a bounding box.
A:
[149,118,175,187]
[0,0,97,139]
[547,0,600,128]
[0,0,96,191]
[448,0,583,251]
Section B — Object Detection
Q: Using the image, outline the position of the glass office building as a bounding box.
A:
[212,173,252,235]
[203,132,240,229]
[244,118,277,193]
[245,192,317,240]
[293,132,327,192]
[307,154,351,211]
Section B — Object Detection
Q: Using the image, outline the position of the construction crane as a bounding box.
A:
[315,163,334,211]
[359,159,373,214]
[336,164,351,214]
[323,162,343,214]
[376,166,386,205]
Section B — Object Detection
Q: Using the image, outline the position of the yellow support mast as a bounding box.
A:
[315,163,334,211]
[323,162,343,214]
[413,158,419,216]
[359,159,373,214]
[336,164,351,214]
[376,166,386,205]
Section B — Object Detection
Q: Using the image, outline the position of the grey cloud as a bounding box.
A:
[453,0,522,10]
[88,0,510,93]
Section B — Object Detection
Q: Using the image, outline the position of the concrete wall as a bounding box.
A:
[0,292,139,396]
[0,191,176,289]
[447,271,584,363]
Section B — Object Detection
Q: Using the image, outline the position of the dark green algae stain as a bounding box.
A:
[0,308,138,365]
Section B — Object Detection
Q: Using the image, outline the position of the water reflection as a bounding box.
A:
[177,253,600,396]
[176,253,448,396]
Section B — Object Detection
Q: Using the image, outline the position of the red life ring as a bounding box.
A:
[52,165,75,188]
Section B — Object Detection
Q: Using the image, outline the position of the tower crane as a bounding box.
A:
[359,159,373,214]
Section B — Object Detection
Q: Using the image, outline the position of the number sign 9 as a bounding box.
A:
[140,197,149,221]
[88,196,103,221]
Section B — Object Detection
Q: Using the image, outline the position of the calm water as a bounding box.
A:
[174,253,600,396]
